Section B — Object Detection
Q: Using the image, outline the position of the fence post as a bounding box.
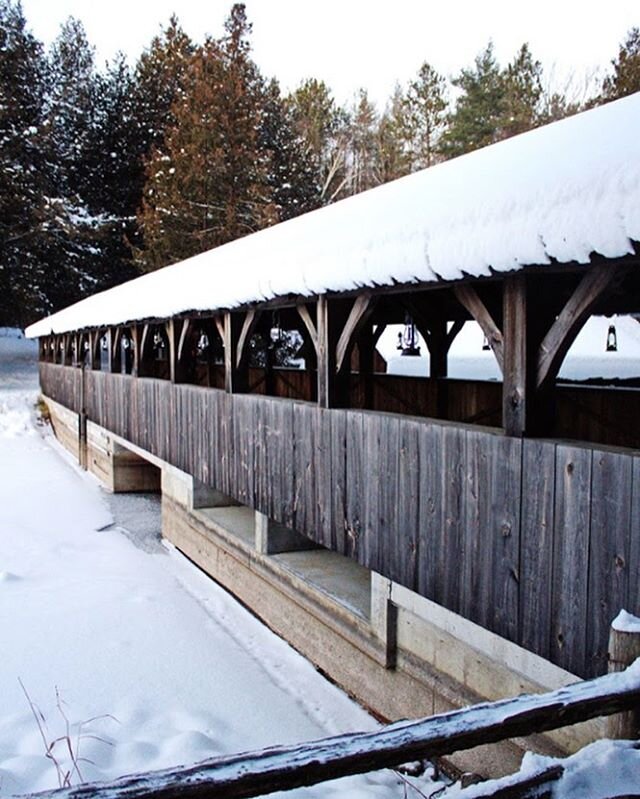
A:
[605,610,640,739]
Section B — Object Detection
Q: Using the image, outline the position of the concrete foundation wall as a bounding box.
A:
[46,396,160,493]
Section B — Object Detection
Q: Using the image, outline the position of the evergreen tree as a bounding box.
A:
[501,43,543,137]
[602,27,640,100]
[0,0,48,325]
[440,42,506,158]
[260,78,322,220]
[137,3,274,270]
[404,61,448,168]
[346,89,380,194]
[376,84,413,183]
[287,78,350,202]
[46,17,97,202]
[133,16,194,157]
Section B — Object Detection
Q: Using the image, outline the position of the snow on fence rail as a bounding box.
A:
[24,661,640,799]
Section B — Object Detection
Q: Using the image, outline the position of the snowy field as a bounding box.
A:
[0,331,437,798]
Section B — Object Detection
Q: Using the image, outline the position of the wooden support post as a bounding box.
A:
[103,328,113,373]
[502,276,556,437]
[316,295,350,408]
[606,612,640,739]
[166,319,194,383]
[358,325,375,409]
[130,325,141,377]
[502,275,530,437]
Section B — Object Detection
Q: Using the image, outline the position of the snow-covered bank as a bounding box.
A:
[0,339,435,797]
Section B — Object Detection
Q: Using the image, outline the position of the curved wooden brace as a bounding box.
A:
[336,294,376,374]
[296,303,318,354]
[454,284,504,373]
[177,319,192,363]
[536,264,629,389]
[235,310,260,370]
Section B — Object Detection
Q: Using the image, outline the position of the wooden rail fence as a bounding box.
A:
[40,363,640,679]
[24,662,640,799]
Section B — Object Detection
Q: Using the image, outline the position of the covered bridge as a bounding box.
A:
[27,91,640,770]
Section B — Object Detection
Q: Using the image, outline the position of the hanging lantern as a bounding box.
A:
[101,335,108,351]
[196,332,209,355]
[398,313,421,356]
[270,311,283,347]
[606,324,618,352]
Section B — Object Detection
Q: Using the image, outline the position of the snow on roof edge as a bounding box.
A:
[26,93,640,339]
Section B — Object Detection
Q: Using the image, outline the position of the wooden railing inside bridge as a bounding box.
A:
[40,362,640,680]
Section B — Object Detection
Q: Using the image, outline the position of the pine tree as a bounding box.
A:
[0,0,48,325]
[260,78,322,221]
[46,17,97,202]
[440,42,506,158]
[404,61,448,168]
[133,16,194,157]
[602,27,640,100]
[376,84,413,183]
[346,89,380,194]
[137,3,274,270]
[501,43,543,138]
[287,78,350,203]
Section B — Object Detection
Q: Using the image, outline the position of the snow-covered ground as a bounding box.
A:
[0,332,438,797]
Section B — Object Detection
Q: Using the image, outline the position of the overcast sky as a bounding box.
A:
[19,0,639,106]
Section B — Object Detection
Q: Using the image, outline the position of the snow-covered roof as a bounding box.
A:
[26,93,640,339]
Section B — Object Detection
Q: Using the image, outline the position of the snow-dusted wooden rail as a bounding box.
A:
[26,662,640,799]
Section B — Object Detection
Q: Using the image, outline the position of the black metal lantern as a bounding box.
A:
[196,331,209,356]
[269,311,283,348]
[606,324,617,352]
[397,313,421,356]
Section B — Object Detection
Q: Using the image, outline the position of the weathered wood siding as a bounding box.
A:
[40,363,640,678]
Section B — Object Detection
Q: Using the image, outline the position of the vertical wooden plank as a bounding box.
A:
[361,413,382,571]
[417,422,444,601]
[344,411,365,561]
[395,418,420,591]
[551,444,592,676]
[439,425,466,615]
[330,409,348,555]
[460,428,483,625]
[292,403,316,539]
[490,434,521,643]
[586,449,633,677]
[502,274,527,437]
[520,438,556,661]
[629,456,640,617]
[313,407,332,547]
[280,400,294,528]
[378,415,401,580]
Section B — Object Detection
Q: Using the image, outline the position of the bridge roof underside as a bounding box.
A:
[27,93,640,338]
